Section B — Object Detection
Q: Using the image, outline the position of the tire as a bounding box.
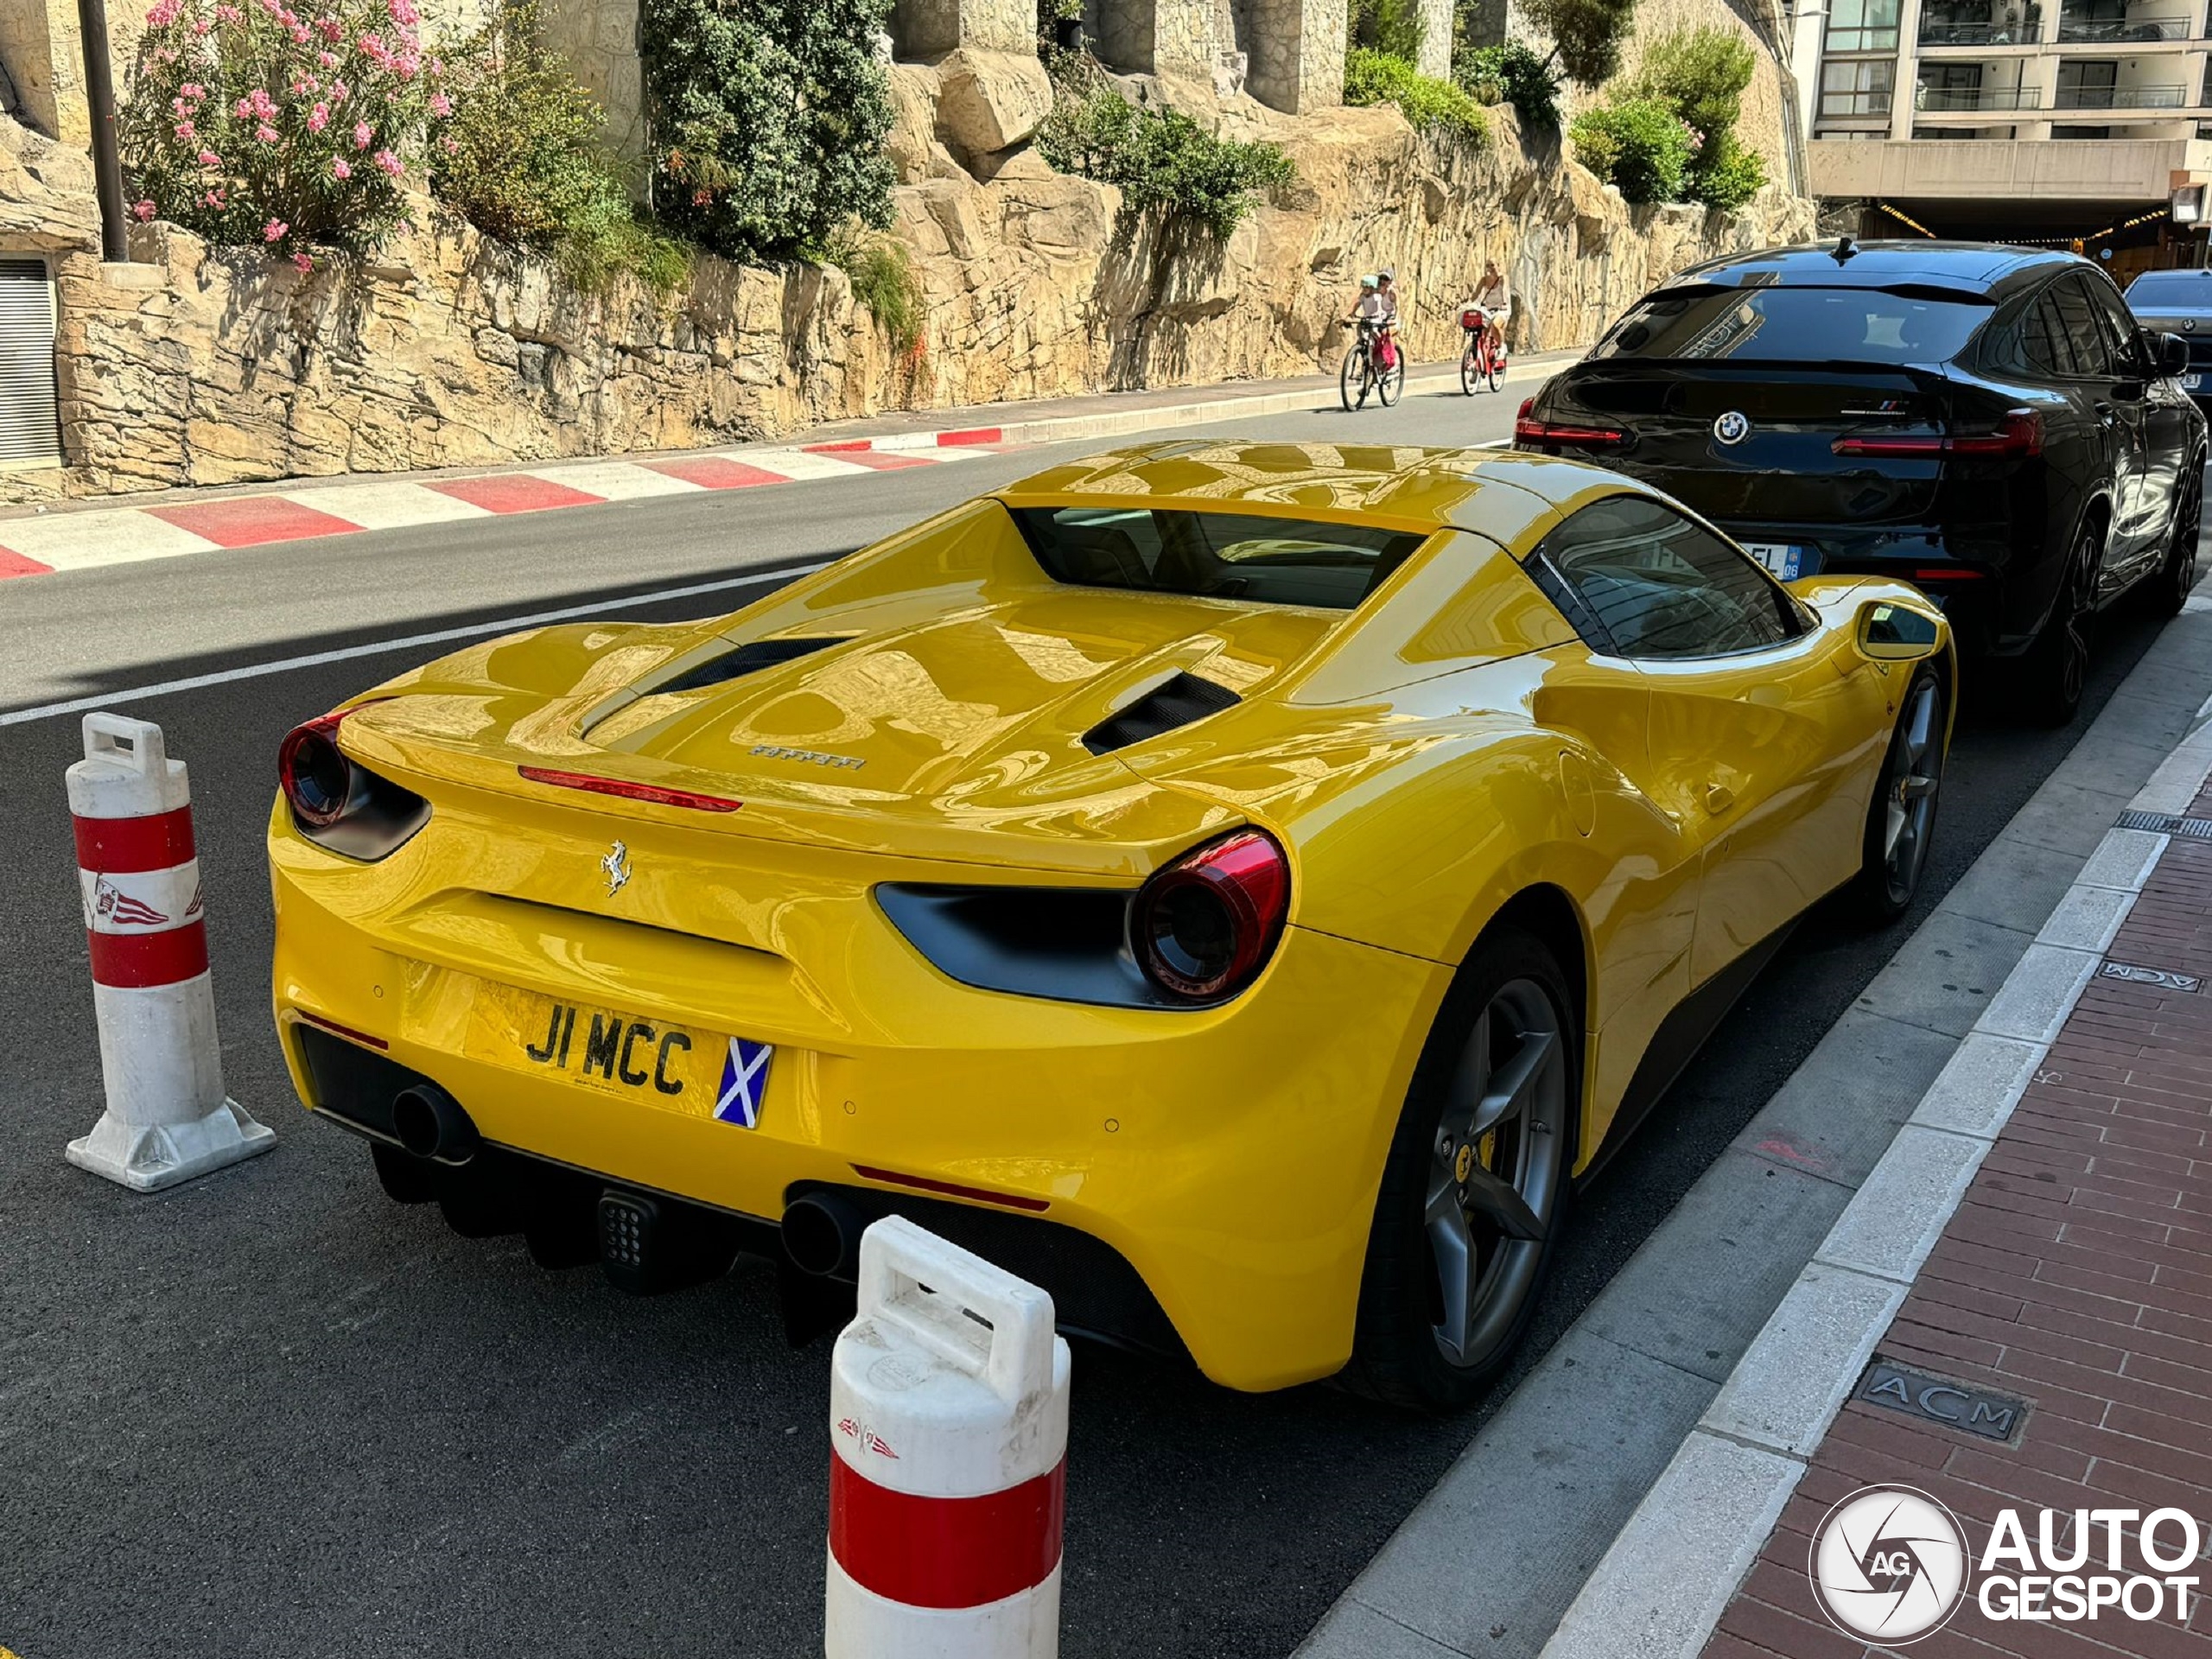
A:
[1340,346,1363,412]
[1484,340,1503,393]
[1460,341,1479,397]
[1844,664,1947,925]
[2018,519,2103,727]
[2152,465,2202,619]
[1376,351,1406,408]
[1343,925,1577,1412]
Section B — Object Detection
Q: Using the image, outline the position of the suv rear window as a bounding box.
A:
[1592,285,1991,365]
[2126,270,2212,306]
[1010,506,1427,610]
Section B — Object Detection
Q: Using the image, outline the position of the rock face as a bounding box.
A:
[934,49,1057,163]
[1,91,1811,503]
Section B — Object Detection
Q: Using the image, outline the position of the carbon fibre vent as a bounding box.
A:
[1081,672,1240,756]
[655,636,841,695]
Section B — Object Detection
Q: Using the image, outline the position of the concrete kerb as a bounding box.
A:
[1535,772,2209,1659]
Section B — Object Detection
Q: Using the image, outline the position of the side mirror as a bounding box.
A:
[2153,330,2191,378]
[1857,599,1942,662]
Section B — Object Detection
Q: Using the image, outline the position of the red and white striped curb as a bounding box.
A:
[0,431,1014,582]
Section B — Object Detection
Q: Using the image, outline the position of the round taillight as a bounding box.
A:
[278,711,360,828]
[1132,830,1290,1001]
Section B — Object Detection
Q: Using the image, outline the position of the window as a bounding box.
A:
[2048,276,2117,375]
[2076,271,2148,372]
[1592,285,1991,365]
[1827,0,1902,49]
[1008,506,1427,610]
[1821,58,1895,117]
[1523,496,1803,660]
[2127,270,2212,304]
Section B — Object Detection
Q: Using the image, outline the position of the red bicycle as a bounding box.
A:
[1459,307,1507,394]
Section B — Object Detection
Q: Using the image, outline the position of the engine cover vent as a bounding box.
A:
[1082,672,1240,756]
[656,636,842,695]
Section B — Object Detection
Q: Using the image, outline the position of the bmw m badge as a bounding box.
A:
[601,840,631,896]
[1713,410,1751,445]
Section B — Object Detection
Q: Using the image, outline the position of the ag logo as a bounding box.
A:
[1713,410,1751,445]
[1808,1484,1970,1643]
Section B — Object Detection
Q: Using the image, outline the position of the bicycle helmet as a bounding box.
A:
[1360,274,1379,289]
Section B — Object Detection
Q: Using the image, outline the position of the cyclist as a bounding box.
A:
[1471,259,1510,356]
[1347,270,1400,370]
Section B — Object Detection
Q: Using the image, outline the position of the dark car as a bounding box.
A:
[1513,240,2204,723]
[2125,267,2212,416]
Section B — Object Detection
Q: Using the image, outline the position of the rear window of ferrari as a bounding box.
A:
[1592,284,1991,365]
[1010,506,1428,610]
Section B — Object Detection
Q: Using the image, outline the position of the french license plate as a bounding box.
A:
[2186,373,2202,391]
[1741,542,1816,581]
[462,982,773,1128]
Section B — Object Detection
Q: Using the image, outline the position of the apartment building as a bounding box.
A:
[1787,0,2212,264]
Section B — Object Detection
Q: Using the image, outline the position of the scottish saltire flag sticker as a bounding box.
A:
[716,1037,772,1128]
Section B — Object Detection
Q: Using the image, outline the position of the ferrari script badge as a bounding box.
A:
[601,840,631,896]
[1713,410,1751,445]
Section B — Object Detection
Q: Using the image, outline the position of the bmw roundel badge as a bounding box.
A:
[1713,410,1751,445]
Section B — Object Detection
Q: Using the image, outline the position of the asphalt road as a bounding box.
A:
[0,385,2185,1659]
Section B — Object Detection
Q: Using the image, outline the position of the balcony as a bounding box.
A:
[1915,84,2044,109]
[2053,79,2190,104]
[2054,14,2194,39]
[1919,9,2044,44]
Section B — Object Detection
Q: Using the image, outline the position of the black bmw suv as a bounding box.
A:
[1514,241,2205,723]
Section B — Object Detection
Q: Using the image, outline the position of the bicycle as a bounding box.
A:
[1459,306,1508,394]
[1339,318,1406,411]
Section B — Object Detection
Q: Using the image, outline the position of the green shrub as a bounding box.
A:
[1458,41,1562,129]
[643,0,897,265]
[1569,98,1693,204]
[1626,25,1756,152]
[827,229,926,361]
[1683,130,1766,210]
[1522,0,1636,86]
[431,5,687,295]
[1039,87,1294,236]
[1344,48,1489,149]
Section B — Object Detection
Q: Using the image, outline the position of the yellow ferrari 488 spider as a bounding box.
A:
[269,441,1952,1408]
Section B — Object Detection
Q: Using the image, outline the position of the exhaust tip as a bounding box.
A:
[391,1082,479,1164]
[782,1191,863,1279]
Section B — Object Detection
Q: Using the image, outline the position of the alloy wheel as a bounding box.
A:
[1881,676,1943,907]
[2056,531,2099,714]
[2169,473,2202,612]
[1424,978,1568,1369]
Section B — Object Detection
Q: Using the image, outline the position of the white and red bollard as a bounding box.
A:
[827,1216,1071,1658]
[65,713,273,1191]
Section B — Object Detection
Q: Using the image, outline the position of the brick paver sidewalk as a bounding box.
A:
[1704,784,2212,1659]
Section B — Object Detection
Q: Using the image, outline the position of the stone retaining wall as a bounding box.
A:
[0,86,1809,503]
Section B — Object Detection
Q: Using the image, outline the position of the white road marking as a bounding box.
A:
[0,559,834,728]
[0,508,219,571]
[529,461,710,500]
[741,448,874,480]
[304,480,497,531]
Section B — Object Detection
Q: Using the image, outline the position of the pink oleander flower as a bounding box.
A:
[256,123,279,143]
[155,45,179,60]
[197,148,221,166]
[293,251,315,272]
[318,13,342,39]
[331,79,349,102]
[204,187,226,206]
[308,103,329,130]
[428,55,444,76]
[191,18,212,33]
[372,148,402,178]
[264,219,287,242]
[439,134,458,154]
[353,120,372,149]
[216,4,241,22]
[691,188,710,206]
[331,156,352,179]
[388,0,418,23]
[146,0,182,25]
[291,23,310,41]
[233,96,251,118]
[175,119,195,140]
[395,52,419,79]
[132,199,156,220]
[427,91,449,118]
[318,48,337,65]
[180,81,204,98]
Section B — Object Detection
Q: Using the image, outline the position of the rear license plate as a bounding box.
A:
[2186,374,2203,391]
[1741,542,1816,581]
[462,982,773,1128]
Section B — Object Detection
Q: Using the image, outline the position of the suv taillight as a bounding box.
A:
[1834,409,2042,460]
[1130,830,1290,1002]
[1514,398,1627,448]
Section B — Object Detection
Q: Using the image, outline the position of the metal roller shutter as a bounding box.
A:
[0,259,62,467]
